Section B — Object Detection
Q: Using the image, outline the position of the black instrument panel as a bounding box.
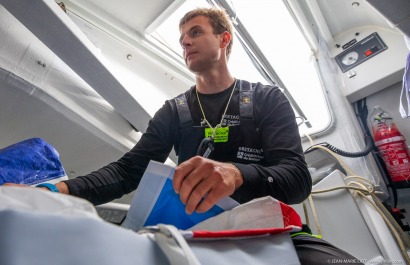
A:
[335,32,388,73]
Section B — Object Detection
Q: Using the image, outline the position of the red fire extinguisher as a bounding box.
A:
[369,106,410,188]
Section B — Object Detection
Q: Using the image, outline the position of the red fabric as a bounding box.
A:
[280,201,302,228]
[192,226,294,239]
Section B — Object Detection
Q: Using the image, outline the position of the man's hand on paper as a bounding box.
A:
[173,156,243,215]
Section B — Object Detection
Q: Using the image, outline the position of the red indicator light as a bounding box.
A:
[365,50,373,57]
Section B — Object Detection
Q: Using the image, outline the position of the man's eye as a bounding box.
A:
[191,30,200,37]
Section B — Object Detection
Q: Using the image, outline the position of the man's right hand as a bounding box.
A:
[173,156,243,215]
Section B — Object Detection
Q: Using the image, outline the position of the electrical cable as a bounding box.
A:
[304,135,373,158]
[303,145,410,264]
[304,98,373,158]
[304,99,398,206]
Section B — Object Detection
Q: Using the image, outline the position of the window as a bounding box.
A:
[148,0,331,136]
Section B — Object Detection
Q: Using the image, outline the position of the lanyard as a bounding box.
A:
[196,79,237,138]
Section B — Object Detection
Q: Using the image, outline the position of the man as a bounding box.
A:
[50,8,312,213]
[16,7,362,264]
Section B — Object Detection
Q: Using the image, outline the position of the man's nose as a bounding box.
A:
[180,36,192,48]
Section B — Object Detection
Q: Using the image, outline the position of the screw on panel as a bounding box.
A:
[347,70,356,78]
[37,61,46,68]
[57,2,67,13]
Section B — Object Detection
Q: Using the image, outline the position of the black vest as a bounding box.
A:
[171,80,264,165]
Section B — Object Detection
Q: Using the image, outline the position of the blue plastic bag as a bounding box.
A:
[143,178,226,229]
[0,138,66,185]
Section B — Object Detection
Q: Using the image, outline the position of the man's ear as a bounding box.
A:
[220,31,231,49]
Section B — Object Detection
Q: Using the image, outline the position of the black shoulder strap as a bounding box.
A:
[238,79,254,120]
[174,92,192,126]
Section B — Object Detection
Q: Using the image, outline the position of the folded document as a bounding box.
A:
[122,160,239,230]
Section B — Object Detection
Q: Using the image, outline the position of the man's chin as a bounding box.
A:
[187,60,209,72]
[186,63,201,73]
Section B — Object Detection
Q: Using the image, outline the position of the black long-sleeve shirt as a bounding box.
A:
[64,80,312,205]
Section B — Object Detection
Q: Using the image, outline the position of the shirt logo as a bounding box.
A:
[237,147,264,161]
[242,97,250,103]
[176,98,185,105]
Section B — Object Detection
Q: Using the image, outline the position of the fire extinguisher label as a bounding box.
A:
[377,141,410,182]
[374,136,405,146]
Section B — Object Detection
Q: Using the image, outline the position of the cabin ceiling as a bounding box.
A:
[62,0,393,37]
[60,0,399,53]
[315,0,390,39]
[62,0,176,36]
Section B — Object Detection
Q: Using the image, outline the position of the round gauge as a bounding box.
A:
[341,51,359,65]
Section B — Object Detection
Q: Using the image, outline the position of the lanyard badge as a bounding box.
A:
[205,127,229,142]
[197,127,229,158]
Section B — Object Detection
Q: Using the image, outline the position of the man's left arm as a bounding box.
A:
[231,87,312,205]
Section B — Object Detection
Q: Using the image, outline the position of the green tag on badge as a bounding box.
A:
[205,127,229,143]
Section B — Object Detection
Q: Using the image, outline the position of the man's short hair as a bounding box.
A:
[179,7,234,58]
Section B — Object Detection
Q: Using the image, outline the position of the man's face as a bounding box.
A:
[179,16,224,73]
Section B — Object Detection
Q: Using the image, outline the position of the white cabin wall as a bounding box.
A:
[0,2,192,204]
[0,5,140,179]
[292,0,410,230]
[300,48,383,187]
[294,0,408,176]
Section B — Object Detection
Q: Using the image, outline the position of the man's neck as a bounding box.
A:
[195,72,235,94]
